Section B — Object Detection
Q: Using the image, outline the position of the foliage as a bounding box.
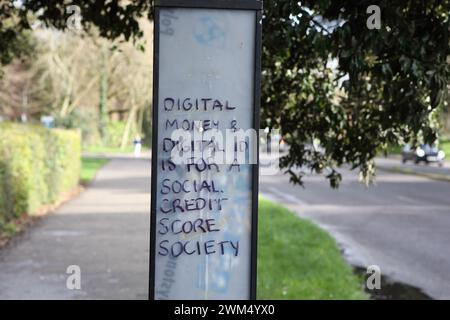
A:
[55,112,140,149]
[257,198,367,299]
[82,145,136,154]
[0,3,35,70]
[56,111,142,150]
[1,12,152,149]
[0,123,81,231]
[104,120,131,148]
[2,1,450,187]
[262,1,450,187]
[55,109,101,147]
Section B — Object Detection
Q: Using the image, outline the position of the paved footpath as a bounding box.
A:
[0,158,151,299]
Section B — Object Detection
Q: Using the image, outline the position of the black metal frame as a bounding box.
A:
[150,0,263,300]
[155,0,262,10]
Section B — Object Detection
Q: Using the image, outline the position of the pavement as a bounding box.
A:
[81,151,152,160]
[0,157,151,299]
[260,156,450,299]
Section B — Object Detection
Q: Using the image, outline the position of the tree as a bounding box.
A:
[2,0,450,187]
[1,21,153,147]
[0,3,35,71]
[262,1,450,187]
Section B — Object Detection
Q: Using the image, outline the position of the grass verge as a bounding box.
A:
[441,138,450,157]
[257,198,367,299]
[80,157,109,185]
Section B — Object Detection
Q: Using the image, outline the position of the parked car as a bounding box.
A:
[401,144,445,166]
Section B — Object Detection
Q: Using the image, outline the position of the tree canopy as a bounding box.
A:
[2,0,449,187]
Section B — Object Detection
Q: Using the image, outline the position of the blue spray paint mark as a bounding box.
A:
[194,16,225,47]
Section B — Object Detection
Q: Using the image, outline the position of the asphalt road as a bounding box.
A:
[260,158,450,299]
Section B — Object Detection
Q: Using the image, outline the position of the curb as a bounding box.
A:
[378,166,450,183]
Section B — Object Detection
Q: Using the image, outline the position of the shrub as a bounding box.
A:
[0,123,81,230]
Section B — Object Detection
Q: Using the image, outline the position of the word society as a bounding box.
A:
[158,239,239,257]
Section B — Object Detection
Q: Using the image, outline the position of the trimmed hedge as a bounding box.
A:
[0,123,81,228]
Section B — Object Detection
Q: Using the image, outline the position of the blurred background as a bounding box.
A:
[0,18,153,152]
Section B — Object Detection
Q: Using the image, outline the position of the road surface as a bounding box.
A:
[260,157,450,299]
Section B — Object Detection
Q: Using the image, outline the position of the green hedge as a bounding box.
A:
[0,123,81,228]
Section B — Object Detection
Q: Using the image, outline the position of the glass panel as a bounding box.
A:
[154,7,256,300]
